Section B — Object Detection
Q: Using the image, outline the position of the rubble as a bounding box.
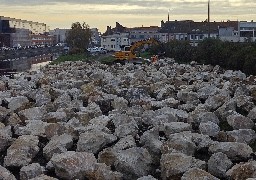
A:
[0,59,255,179]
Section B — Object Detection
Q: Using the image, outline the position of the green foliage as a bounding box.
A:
[66,22,91,53]
[98,55,116,64]
[150,38,256,75]
[49,54,89,65]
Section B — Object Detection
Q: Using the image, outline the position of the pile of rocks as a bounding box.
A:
[0,58,256,180]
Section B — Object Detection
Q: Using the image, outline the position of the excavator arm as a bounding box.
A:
[114,38,160,61]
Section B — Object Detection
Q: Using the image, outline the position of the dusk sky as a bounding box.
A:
[1,0,256,32]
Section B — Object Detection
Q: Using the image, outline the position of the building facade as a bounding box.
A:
[0,16,49,47]
[239,21,256,42]
[101,33,130,51]
[90,28,101,46]
[30,34,55,46]
[49,28,69,45]
[128,26,161,43]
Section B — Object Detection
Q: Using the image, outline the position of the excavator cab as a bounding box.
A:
[114,38,161,63]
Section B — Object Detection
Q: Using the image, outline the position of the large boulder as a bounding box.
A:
[196,112,220,125]
[5,112,22,126]
[43,111,68,123]
[141,108,178,129]
[161,153,206,180]
[49,151,97,180]
[137,175,157,180]
[226,129,256,144]
[197,85,218,100]
[35,89,51,106]
[0,106,10,122]
[114,147,153,180]
[43,134,73,160]
[8,96,30,111]
[77,129,117,154]
[29,175,58,180]
[207,152,233,179]
[111,97,128,110]
[181,168,219,180]
[0,126,12,152]
[18,107,47,121]
[53,93,72,109]
[98,148,118,167]
[227,114,254,130]
[209,142,253,161]
[177,90,198,103]
[14,120,48,136]
[140,128,163,164]
[20,163,45,180]
[248,107,256,120]
[114,121,138,138]
[199,122,220,137]
[204,91,231,111]
[113,135,136,151]
[0,165,16,180]
[162,132,196,156]
[76,102,102,125]
[86,163,123,180]
[163,122,192,136]
[4,135,39,167]
[226,161,256,180]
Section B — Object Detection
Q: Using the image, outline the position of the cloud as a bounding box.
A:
[0,0,255,31]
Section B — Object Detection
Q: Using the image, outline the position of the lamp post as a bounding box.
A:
[208,0,210,38]
[168,9,170,42]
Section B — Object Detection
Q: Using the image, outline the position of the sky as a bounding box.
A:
[1,0,256,33]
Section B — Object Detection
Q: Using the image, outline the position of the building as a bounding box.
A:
[239,21,256,42]
[160,19,239,45]
[101,33,130,51]
[0,16,49,47]
[128,26,161,43]
[49,28,69,45]
[219,26,239,42]
[90,28,101,46]
[30,34,55,46]
[10,28,31,47]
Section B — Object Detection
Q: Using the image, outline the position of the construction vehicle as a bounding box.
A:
[114,38,161,63]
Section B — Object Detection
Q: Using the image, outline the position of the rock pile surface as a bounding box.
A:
[0,58,256,180]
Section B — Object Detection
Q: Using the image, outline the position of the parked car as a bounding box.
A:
[87,47,107,54]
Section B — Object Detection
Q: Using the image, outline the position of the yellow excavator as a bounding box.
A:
[114,38,161,63]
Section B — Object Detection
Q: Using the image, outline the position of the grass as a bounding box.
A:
[49,53,117,65]
[139,51,153,59]
[98,55,116,64]
[49,53,89,65]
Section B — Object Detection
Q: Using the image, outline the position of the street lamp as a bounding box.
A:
[208,0,210,38]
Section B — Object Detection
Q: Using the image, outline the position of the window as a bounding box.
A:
[111,38,116,41]
[139,35,145,39]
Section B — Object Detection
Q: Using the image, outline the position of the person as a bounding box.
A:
[151,55,158,63]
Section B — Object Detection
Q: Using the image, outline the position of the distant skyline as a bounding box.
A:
[1,0,256,32]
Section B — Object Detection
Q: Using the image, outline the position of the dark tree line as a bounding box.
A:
[151,39,256,75]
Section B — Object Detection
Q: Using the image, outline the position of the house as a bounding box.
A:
[219,26,240,42]
[160,19,239,45]
[101,33,130,51]
[128,26,162,43]
[239,21,256,42]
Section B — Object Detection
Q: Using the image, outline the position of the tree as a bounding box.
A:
[66,22,91,53]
